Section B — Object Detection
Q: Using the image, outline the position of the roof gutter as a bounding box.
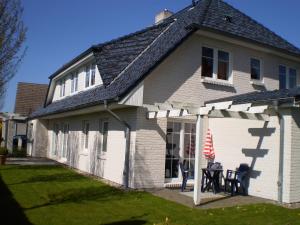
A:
[103,100,131,189]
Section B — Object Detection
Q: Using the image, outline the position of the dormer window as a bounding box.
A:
[59,78,66,97]
[85,64,96,88]
[71,72,78,93]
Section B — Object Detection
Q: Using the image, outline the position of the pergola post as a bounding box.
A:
[193,114,204,205]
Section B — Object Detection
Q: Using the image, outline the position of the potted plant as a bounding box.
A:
[0,147,8,165]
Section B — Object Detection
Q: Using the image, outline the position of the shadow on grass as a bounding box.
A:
[25,185,127,210]
[0,175,32,225]
[102,220,147,225]
[10,172,87,185]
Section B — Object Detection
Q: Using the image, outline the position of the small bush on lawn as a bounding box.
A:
[9,147,27,157]
[0,147,8,155]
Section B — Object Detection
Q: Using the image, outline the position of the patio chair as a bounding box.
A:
[224,170,238,195]
[179,160,189,192]
[224,164,250,196]
[236,164,250,195]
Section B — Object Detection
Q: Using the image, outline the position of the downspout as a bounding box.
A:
[104,100,131,189]
[277,106,284,203]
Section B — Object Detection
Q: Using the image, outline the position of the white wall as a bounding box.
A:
[143,33,300,106]
[47,108,137,185]
[209,116,280,201]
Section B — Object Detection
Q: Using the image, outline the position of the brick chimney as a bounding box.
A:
[155,9,173,24]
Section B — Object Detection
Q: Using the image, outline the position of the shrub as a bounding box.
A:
[0,147,8,155]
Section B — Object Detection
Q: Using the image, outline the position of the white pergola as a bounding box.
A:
[144,100,271,205]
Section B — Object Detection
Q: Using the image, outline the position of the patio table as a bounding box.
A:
[201,168,223,194]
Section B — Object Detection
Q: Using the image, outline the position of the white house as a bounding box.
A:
[29,0,300,205]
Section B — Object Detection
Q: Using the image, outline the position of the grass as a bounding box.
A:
[1,165,300,225]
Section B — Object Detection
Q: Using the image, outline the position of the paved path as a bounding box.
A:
[150,188,274,209]
[6,157,58,166]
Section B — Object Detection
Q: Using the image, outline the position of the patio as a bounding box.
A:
[150,188,274,209]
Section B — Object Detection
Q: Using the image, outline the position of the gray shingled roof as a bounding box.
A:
[205,87,300,105]
[31,0,300,118]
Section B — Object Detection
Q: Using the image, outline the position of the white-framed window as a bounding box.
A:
[201,46,231,81]
[52,123,60,156]
[85,64,96,88]
[71,72,78,93]
[250,58,262,81]
[82,120,90,150]
[59,78,66,97]
[101,121,109,153]
[97,120,109,155]
[61,124,69,159]
[279,65,297,89]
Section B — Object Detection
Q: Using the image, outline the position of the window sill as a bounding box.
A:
[201,77,234,87]
[80,152,88,156]
[250,79,265,86]
[97,155,106,160]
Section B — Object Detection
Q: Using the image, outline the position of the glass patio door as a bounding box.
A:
[165,121,196,181]
[183,123,196,179]
[165,122,181,179]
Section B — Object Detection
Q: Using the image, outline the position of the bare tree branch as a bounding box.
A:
[0,0,27,109]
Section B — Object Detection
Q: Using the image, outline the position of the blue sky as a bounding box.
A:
[3,0,300,112]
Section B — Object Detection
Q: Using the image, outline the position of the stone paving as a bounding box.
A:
[149,188,274,209]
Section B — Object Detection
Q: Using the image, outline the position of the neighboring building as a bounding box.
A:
[1,82,48,151]
[29,0,300,204]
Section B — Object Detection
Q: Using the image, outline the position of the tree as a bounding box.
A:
[0,0,26,109]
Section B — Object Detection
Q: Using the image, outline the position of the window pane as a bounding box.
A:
[102,122,108,152]
[165,159,172,178]
[289,68,297,88]
[85,66,90,88]
[202,47,213,58]
[85,123,89,149]
[71,74,74,93]
[184,123,191,133]
[251,58,260,80]
[218,61,228,80]
[218,50,229,61]
[251,68,260,80]
[201,58,213,77]
[173,122,181,133]
[91,64,96,86]
[279,66,286,89]
[165,121,180,179]
[218,51,229,80]
[202,47,214,78]
[75,74,78,91]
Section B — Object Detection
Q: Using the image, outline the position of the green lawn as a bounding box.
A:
[1,165,300,225]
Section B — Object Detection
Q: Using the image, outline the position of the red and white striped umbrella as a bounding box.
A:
[203,129,215,159]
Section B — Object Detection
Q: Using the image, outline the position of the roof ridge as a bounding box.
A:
[106,21,176,87]
[95,2,201,49]
[220,0,300,52]
[95,20,173,49]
